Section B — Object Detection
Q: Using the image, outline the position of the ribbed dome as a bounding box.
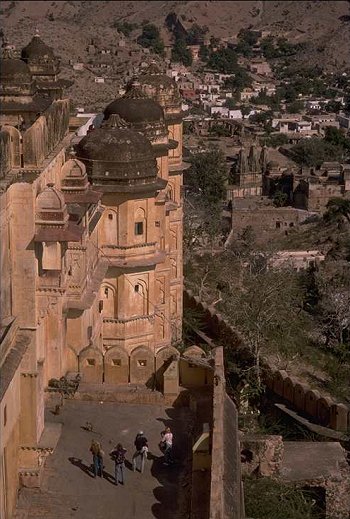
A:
[104,86,164,124]
[21,34,55,62]
[76,123,158,183]
[0,58,32,82]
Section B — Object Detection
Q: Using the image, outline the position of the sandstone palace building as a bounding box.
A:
[0,34,185,518]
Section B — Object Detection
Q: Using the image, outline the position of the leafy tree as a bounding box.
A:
[273,190,288,207]
[289,139,343,168]
[250,111,273,128]
[324,198,350,224]
[263,133,289,148]
[286,100,304,113]
[209,123,232,137]
[171,37,192,66]
[224,98,239,110]
[324,100,342,113]
[207,47,239,74]
[113,21,137,36]
[186,23,208,45]
[224,69,252,93]
[137,24,164,56]
[185,148,228,205]
[238,29,259,47]
[198,44,209,61]
[324,127,350,153]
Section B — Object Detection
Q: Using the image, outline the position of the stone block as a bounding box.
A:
[283,376,296,403]
[317,397,333,427]
[273,370,288,397]
[293,383,308,413]
[330,403,349,432]
[305,389,321,418]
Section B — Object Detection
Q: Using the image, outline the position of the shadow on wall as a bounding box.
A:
[150,405,193,519]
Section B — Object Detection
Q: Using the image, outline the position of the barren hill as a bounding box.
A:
[1,1,350,109]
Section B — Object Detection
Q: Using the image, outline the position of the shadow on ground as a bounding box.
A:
[150,406,192,519]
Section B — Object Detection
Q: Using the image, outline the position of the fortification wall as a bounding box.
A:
[184,290,350,433]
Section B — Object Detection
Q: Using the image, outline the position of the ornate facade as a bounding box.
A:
[0,36,184,518]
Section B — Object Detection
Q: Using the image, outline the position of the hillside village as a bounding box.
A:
[1,2,350,519]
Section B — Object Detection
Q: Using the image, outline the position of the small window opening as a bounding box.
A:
[135,284,140,293]
[276,221,281,229]
[87,358,96,366]
[138,360,147,367]
[108,213,113,220]
[4,405,7,427]
[112,359,121,366]
[135,221,143,235]
[104,287,109,297]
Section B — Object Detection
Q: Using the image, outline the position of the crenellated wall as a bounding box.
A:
[184,290,350,433]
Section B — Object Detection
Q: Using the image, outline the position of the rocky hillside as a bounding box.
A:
[1,1,350,109]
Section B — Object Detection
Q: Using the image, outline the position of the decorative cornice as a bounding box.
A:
[36,287,66,294]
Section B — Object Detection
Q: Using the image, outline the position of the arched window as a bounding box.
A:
[100,283,116,317]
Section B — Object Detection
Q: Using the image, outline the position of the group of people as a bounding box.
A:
[89,427,174,486]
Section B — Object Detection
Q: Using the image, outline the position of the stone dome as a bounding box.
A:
[104,87,164,124]
[76,117,159,186]
[36,184,65,210]
[35,184,68,225]
[0,58,32,83]
[21,33,55,62]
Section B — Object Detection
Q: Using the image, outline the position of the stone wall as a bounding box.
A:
[209,347,243,519]
[231,207,313,238]
[183,290,350,433]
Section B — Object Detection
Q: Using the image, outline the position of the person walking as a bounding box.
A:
[161,427,173,465]
[132,431,148,473]
[90,439,104,477]
[110,443,127,486]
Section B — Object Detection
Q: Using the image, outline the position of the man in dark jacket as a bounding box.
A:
[132,431,148,473]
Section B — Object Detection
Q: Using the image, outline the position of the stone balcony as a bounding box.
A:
[65,258,109,310]
[100,242,166,268]
[102,314,155,340]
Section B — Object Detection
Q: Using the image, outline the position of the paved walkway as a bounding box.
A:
[15,401,193,519]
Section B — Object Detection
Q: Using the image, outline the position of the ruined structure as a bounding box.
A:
[228,143,265,200]
[0,41,185,519]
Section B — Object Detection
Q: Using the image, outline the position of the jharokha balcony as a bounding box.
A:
[100,242,166,268]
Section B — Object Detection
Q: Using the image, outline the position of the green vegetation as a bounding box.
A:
[235,29,259,58]
[185,23,208,45]
[289,138,345,168]
[324,126,350,153]
[186,148,227,205]
[137,24,164,55]
[262,133,289,148]
[224,69,253,93]
[209,123,232,137]
[207,47,239,74]
[113,20,138,36]
[261,36,307,60]
[244,477,322,519]
[171,37,193,66]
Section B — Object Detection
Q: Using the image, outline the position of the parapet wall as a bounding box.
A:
[210,347,243,519]
[184,290,350,433]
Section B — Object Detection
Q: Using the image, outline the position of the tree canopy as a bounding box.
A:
[137,24,164,55]
[185,148,228,205]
